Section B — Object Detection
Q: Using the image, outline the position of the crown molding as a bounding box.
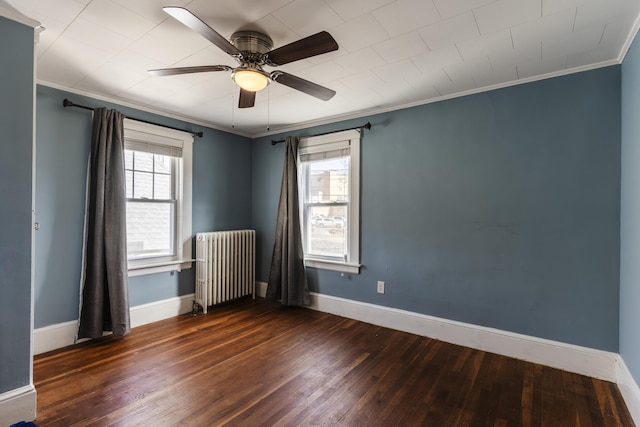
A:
[0,1,39,28]
[251,59,620,139]
[619,12,640,63]
[37,80,252,138]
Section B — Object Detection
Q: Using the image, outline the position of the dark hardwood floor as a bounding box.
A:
[34,298,634,426]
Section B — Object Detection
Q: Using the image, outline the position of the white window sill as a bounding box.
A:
[128,259,194,277]
[304,258,361,274]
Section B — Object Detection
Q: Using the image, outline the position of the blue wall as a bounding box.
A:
[621,34,640,384]
[0,17,34,393]
[252,66,621,352]
[34,85,252,328]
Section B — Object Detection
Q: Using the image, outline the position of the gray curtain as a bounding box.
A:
[77,107,130,340]
[266,136,310,306]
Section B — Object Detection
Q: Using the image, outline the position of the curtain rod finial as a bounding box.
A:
[63,98,73,108]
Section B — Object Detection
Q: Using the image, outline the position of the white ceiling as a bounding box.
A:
[4,0,640,136]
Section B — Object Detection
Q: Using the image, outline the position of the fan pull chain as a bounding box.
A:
[267,85,270,132]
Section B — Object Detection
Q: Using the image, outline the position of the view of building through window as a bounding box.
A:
[304,157,349,258]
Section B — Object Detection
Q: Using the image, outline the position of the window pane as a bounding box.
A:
[154,154,172,174]
[134,151,154,172]
[133,171,153,199]
[125,170,133,198]
[124,150,133,170]
[307,157,349,202]
[126,201,174,258]
[308,205,347,257]
[154,173,171,199]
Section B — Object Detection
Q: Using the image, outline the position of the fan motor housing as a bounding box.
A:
[231,31,273,54]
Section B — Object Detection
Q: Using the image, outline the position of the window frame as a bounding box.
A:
[123,119,193,277]
[125,151,177,261]
[298,129,361,274]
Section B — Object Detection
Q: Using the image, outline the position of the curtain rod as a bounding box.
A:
[271,122,371,146]
[62,98,204,138]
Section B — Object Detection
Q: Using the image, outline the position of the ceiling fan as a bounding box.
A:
[149,7,339,108]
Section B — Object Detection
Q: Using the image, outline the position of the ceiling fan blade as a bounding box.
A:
[148,65,231,76]
[238,89,256,108]
[271,71,336,101]
[163,7,241,57]
[266,31,338,66]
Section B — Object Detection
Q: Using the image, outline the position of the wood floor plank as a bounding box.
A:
[33,298,635,426]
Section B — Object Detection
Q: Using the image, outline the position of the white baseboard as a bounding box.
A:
[256,281,267,298]
[308,291,617,381]
[34,293,195,355]
[129,293,195,328]
[616,356,640,425]
[0,385,36,426]
[33,319,78,355]
[254,282,618,380]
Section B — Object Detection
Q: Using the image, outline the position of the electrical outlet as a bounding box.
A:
[377,281,385,294]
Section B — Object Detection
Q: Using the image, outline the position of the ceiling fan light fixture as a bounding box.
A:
[233,68,269,92]
[154,8,339,107]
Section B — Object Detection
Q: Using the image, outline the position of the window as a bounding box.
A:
[123,119,193,276]
[299,129,361,274]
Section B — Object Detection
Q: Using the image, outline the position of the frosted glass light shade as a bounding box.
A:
[233,69,269,92]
